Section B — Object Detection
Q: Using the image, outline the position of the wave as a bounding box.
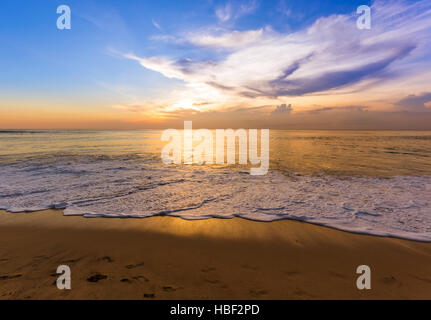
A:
[0,157,430,241]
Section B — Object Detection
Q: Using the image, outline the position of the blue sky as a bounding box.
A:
[1,0,431,129]
[0,0,370,96]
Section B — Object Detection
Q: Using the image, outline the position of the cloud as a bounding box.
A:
[395,92,431,112]
[304,105,368,114]
[150,34,184,44]
[188,29,264,48]
[125,0,431,114]
[264,43,415,97]
[152,19,162,31]
[215,1,259,22]
[216,3,232,22]
[239,0,259,16]
[113,102,164,113]
[123,102,431,130]
[151,28,267,49]
[124,54,191,79]
[113,104,147,113]
[271,103,292,115]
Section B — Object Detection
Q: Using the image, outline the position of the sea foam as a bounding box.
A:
[0,156,430,241]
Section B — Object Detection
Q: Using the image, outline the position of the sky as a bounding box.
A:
[1,0,431,129]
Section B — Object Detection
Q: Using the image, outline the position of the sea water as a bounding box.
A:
[0,130,430,241]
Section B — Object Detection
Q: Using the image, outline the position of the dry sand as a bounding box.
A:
[0,209,431,300]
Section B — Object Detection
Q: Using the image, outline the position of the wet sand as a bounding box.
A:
[0,209,431,299]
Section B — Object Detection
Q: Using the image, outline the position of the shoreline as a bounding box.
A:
[3,206,431,243]
[1,209,431,299]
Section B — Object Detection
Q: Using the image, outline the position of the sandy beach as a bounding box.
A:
[0,209,430,300]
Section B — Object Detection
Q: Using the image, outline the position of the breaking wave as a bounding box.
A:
[1,155,430,241]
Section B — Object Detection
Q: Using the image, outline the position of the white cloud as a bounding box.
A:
[239,0,259,16]
[188,29,264,48]
[216,3,232,22]
[152,19,162,30]
[215,0,259,22]
[127,0,431,107]
[124,54,187,79]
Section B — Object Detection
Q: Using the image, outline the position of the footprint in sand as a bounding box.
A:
[414,276,431,284]
[283,270,300,277]
[87,274,108,282]
[61,258,81,264]
[241,264,257,271]
[143,293,155,298]
[34,255,49,259]
[162,285,180,292]
[100,256,114,263]
[120,278,132,283]
[204,278,220,284]
[126,262,145,269]
[381,275,402,287]
[132,275,149,282]
[0,274,22,280]
[293,287,315,299]
[249,289,267,297]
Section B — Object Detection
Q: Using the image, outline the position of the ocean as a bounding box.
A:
[0,130,430,241]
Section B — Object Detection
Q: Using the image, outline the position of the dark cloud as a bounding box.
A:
[271,103,292,115]
[304,105,368,114]
[129,105,431,130]
[193,101,213,106]
[395,92,431,112]
[233,105,271,113]
[201,41,417,99]
[265,44,416,97]
[206,81,235,91]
